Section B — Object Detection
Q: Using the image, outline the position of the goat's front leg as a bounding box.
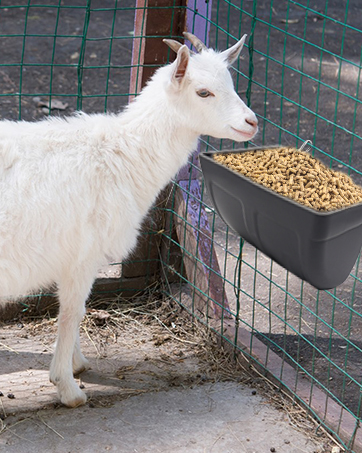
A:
[50,275,93,407]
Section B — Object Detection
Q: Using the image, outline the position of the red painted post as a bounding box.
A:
[123,0,187,289]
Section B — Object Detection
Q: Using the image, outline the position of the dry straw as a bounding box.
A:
[214,147,362,211]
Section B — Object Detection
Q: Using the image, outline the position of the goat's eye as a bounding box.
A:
[197,89,212,98]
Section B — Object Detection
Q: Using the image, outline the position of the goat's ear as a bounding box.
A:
[171,45,190,87]
[221,34,247,66]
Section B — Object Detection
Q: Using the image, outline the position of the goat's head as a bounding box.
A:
[163,32,258,142]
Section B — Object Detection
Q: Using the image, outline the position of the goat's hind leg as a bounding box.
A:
[73,330,90,376]
[50,275,93,407]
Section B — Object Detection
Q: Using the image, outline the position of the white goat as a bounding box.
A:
[0,33,258,407]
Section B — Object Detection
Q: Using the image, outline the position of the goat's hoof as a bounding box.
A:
[60,387,87,408]
[73,362,90,377]
[73,355,90,377]
[49,376,58,386]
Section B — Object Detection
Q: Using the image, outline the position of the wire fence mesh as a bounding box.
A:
[1,0,362,450]
[161,1,362,451]
[0,0,136,118]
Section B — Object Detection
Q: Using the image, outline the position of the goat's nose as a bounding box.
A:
[245,117,258,128]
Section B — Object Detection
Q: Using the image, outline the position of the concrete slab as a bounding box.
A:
[0,382,325,453]
[0,308,333,452]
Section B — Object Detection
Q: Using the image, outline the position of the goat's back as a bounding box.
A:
[0,114,144,299]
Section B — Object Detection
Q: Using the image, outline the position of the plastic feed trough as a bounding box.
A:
[199,148,362,290]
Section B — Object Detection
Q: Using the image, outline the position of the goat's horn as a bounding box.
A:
[183,32,207,53]
[163,38,195,55]
[163,39,183,54]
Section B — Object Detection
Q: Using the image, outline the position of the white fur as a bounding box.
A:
[0,39,257,407]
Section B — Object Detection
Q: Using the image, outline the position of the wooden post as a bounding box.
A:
[122,0,187,290]
[172,180,229,318]
[129,0,186,98]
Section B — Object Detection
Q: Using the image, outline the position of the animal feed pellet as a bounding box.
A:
[213,147,362,211]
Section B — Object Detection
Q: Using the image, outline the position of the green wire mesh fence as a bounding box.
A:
[1,0,362,450]
[0,0,136,118]
[161,1,362,451]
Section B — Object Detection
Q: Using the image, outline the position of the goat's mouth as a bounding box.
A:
[230,126,258,141]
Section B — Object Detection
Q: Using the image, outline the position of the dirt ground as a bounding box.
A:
[209,0,362,175]
[0,0,136,120]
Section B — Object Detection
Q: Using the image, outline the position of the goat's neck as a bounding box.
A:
[122,91,199,181]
